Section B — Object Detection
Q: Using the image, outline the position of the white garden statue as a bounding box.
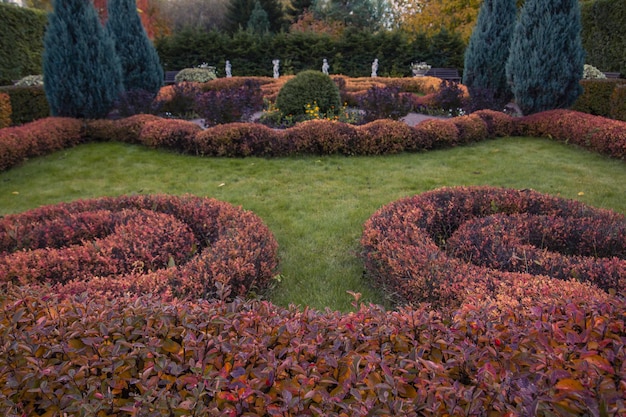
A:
[371,58,378,77]
[272,59,280,79]
[225,60,232,78]
[322,58,329,75]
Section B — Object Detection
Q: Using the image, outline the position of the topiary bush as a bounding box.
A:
[275,70,341,118]
[0,194,278,301]
[174,67,217,83]
[361,186,625,310]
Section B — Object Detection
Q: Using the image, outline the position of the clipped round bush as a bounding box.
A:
[0,194,278,300]
[583,64,607,79]
[362,186,625,310]
[14,74,44,86]
[174,67,217,83]
[275,70,341,117]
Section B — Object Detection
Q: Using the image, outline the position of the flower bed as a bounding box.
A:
[361,186,625,309]
[0,194,278,301]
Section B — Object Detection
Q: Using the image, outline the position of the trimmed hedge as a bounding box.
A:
[610,84,626,122]
[514,109,626,159]
[581,0,626,78]
[0,84,50,125]
[3,110,626,173]
[0,117,84,171]
[1,273,624,415]
[361,186,625,309]
[572,78,626,117]
[0,194,278,301]
[0,3,47,86]
[0,92,10,128]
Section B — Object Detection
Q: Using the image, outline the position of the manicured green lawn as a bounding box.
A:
[1,136,625,311]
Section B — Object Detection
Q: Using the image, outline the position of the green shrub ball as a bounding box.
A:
[275,70,341,117]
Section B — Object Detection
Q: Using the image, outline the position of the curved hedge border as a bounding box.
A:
[0,194,278,300]
[0,110,624,173]
[361,186,626,309]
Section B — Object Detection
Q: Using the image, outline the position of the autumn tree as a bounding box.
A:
[285,0,313,23]
[401,0,482,41]
[506,0,585,114]
[93,0,168,39]
[106,0,163,94]
[463,0,517,109]
[43,0,122,118]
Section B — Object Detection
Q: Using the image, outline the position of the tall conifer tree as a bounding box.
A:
[247,0,270,34]
[43,0,122,118]
[463,0,516,109]
[106,0,163,95]
[506,0,585,115]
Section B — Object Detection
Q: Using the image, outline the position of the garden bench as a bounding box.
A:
[164,70,179,84]
[603,72,621,79]
[425,67,461,82]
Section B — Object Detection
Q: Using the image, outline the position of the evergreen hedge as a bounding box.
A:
[0,3,47,86]
[581,0,626,78]
[155,28,466,78]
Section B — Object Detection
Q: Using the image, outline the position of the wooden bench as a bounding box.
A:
[425,67,461,82]
[603,72,621,79]
[164,71,179,84]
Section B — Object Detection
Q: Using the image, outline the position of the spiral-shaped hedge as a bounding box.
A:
[0,194,278,300]
[362,186,626,310]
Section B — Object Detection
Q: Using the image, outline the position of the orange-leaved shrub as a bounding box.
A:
[471,109,514,137]
[361,186,626,309]
[514,110,626,159]
[451,114,489,144]
[1,283,624,416]
[413,118,459,149]
[0,92,11,128]
[0,194,278,301]
[192,122,283,157]
[0,117,84,171]
[139,118,202,149]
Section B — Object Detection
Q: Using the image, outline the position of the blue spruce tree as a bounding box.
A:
[106,0,163,95]
[463,0,517,110]
[506,0,585,115]
[43,0,122,118]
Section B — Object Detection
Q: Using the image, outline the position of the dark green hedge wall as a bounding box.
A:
[581,0,626,77]
[155,28,466,78]
[0,4,47,86]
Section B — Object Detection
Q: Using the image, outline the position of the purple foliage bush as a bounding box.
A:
[357,86,414,123]
[194,80,264,127]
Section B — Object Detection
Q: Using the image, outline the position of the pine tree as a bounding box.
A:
[247,0,270,34]
[463,0,517,109]
[106,0,163,95]
[43,0,122,118]
[506,0,585,115]
[226,0,284,33]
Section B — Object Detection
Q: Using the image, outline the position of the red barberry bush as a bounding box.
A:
[1,283,624,416]
[0,194,278,301]
[361,186,626,309]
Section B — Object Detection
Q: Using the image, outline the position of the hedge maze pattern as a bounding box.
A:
[0,194,278,301]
